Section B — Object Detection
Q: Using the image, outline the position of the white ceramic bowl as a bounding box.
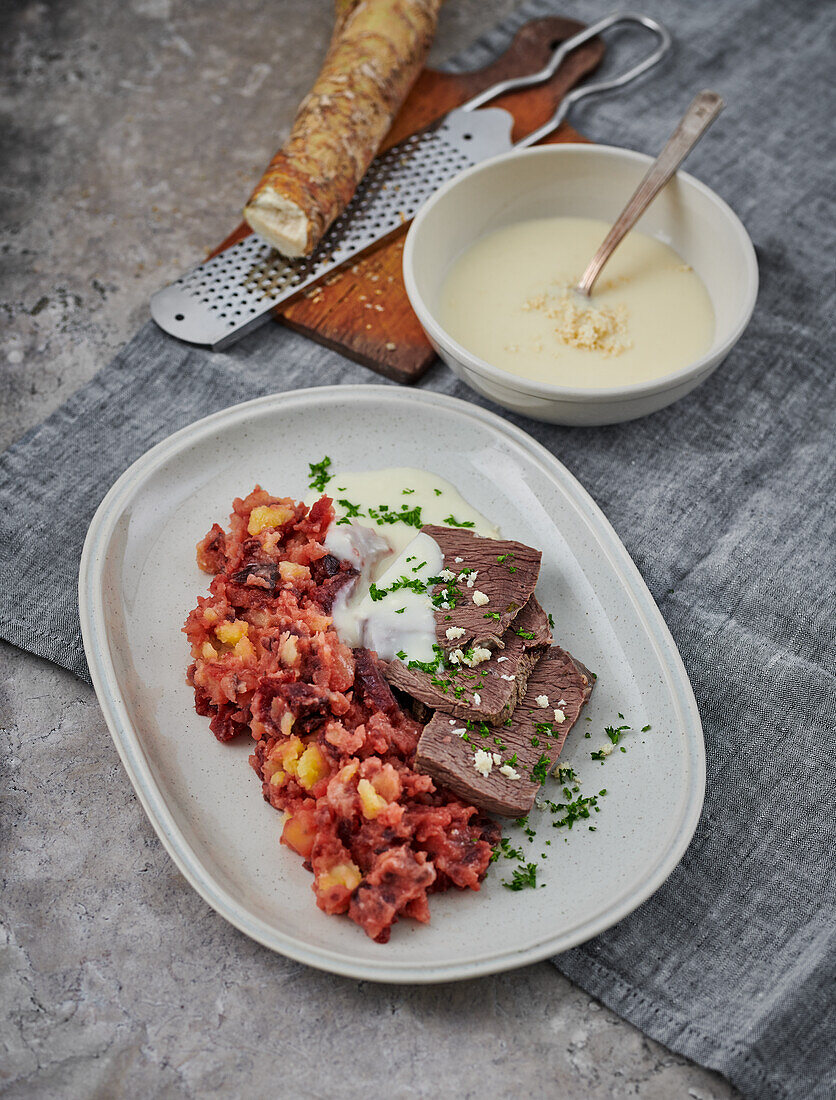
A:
[403,144,758,425]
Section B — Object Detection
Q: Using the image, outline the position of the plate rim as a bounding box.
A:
[79,384,705,983]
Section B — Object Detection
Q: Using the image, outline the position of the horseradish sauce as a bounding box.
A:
[439,216,714,388]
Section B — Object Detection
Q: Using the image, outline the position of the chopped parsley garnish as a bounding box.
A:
[431,576,462,610]
[514,629,536,640]
[530,754,551,784]
[403,645,447,675]
[308,456,332,492]
[433,488,442,496]
[394,607,405,614]
[443,514,475,528]
[491,838,539,891]
[368,503,423,528]
[545,786,606,829]
[591,720,634,760]
[484,611,501,621]
[368,574,434,603]
[390,575,430,596]
[496,837,523,861]
[503,863,538,891]
[547,613,555,630]
[337,498,363,517]
[606,723,630,745]
[402,488,415,495]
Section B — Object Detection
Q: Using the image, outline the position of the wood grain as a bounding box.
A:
[211,16,603,382]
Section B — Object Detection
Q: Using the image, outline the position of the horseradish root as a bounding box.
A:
[244,0,442,258]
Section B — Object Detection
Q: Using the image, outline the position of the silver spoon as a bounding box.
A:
[575,89,725,298]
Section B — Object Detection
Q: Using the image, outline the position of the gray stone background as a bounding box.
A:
[0,2,740,1096]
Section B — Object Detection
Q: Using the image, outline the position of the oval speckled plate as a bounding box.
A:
[79,385,704,982]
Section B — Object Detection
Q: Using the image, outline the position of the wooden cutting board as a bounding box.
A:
[211,16,603,383]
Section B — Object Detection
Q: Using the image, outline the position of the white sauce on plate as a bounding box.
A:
[348,531,444,662]
[312,466,497,661]
[440,216,715,389]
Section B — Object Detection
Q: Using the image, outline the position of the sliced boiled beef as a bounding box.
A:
[415,646,595,817]
[385,596,552,724]
[422,525,542,650]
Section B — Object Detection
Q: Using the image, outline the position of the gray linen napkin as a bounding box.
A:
[1,2,834,1097]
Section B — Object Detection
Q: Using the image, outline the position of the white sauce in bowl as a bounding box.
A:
[312,466,497,661]
[439,216,715,389]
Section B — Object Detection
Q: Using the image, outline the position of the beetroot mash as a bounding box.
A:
[184,488,498,942]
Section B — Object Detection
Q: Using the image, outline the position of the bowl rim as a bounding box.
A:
[403,142,759,404]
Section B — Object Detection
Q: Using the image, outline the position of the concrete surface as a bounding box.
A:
[0,2,740,1096]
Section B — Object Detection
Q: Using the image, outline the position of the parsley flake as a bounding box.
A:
[503,862,539,891]
[530,754,551,784]
[307,456,332,492]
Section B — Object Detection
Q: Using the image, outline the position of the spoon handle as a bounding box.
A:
[576,90,724,297]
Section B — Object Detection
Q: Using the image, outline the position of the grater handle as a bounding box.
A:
[459,11,661,114]
[513,13,672,149]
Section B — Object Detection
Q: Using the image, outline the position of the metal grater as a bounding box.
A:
[150,13,670,351]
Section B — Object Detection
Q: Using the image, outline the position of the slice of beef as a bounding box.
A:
[422,525,541,650]
[385,597,552,724]
[415,646,595,817]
